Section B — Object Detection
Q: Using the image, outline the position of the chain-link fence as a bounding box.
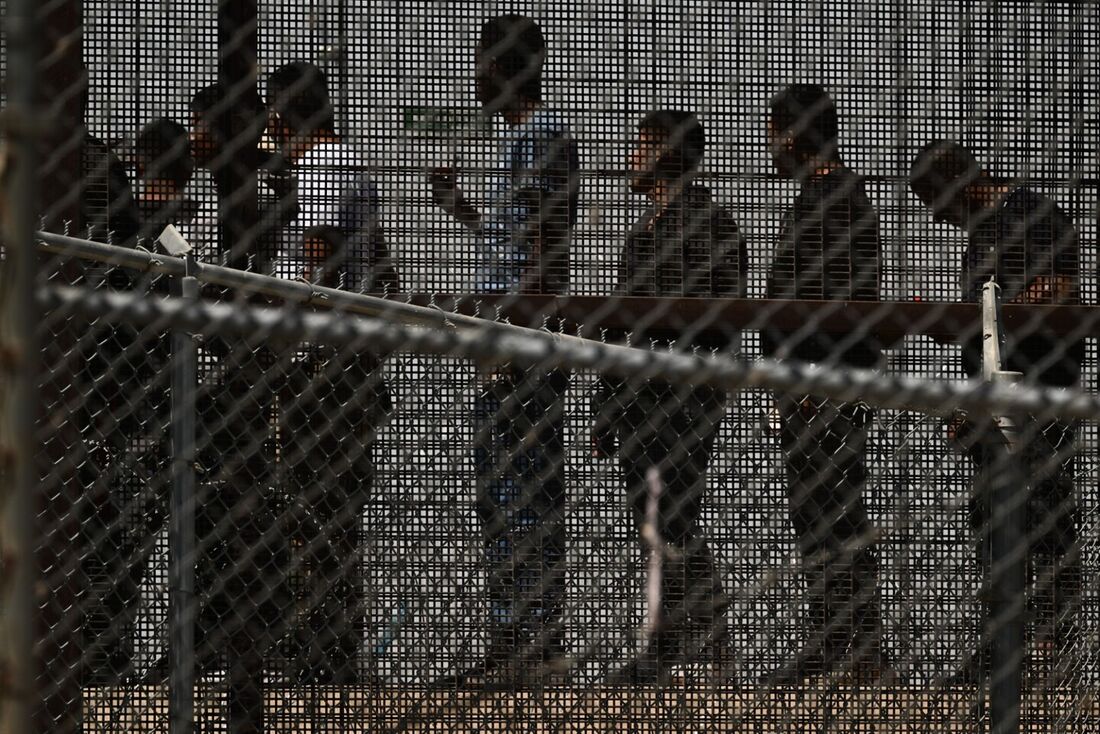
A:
[3,1,1100,733]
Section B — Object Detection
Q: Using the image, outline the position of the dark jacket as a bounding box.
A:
[613,183,747,346]
[592,185,746,439]
[762,166,882,369]
[962,187,1082,388]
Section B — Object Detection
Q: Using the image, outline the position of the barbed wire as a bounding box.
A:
[39,277,1100,422]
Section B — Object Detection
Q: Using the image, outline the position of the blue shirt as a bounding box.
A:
[477,107,578,294]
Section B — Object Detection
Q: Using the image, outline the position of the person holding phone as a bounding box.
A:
[429,15,579,685]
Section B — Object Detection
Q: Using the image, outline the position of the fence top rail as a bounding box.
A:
[36,230,483,332]
[38,283,1100,423]
[36,230,1098,342]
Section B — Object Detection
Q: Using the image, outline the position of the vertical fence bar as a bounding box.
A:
[169,259,199,734]
[216,2,265,732]
[0,0,40,731]
[35,0,85,730]
[981,282,1025,734]
[987,396,1025,734]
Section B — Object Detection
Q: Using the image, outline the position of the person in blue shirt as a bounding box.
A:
[430,14,579,685]
[909,140,1082,685]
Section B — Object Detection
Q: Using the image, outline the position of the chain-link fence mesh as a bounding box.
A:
[3,1,1100,732]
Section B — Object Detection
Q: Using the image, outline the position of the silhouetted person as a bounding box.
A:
[188,82,271,271]
[265,60,398,684]
[121,116,197,679]
[265,61,398,292]
[909,140,1082,685]
[73,119,195,684]
[593,110,746,685]
[186,83,288,680]
[81,134,142,255]
[133,117,197,242]
[74,133,147,685]
[762,84,887,683]
[430,14,579,684]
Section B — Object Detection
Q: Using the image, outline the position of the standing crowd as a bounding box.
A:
[75,13,1084,689]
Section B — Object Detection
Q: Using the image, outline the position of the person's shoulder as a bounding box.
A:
[819,166,874,210]
[300,140,364,167]
[823,165,868,190]
[299,142,374,193]
[687,183,731,208]
[684,184,724,216]
[999,185,1038,213]
[683,183,712,202]
[1005,185,1042,202]
[529,107,572,138]
[1010,185,1068,215]
[629,205,656,237]
[1002,186,1074,231]
[709,196,741,233]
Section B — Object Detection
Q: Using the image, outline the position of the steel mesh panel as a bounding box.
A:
[2,1,1098,732]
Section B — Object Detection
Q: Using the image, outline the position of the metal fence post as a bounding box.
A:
[169,253,199,734]
[36,1,86,730]
[981,281,1025,734]
[216,3,267,728]
[0,0,41,731]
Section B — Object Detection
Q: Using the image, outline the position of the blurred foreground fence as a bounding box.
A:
[20,229,1100,733]
[2,1,1100,732]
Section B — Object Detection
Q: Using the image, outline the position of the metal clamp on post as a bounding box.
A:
[981,280,1025,734]
[160,225,198,734]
